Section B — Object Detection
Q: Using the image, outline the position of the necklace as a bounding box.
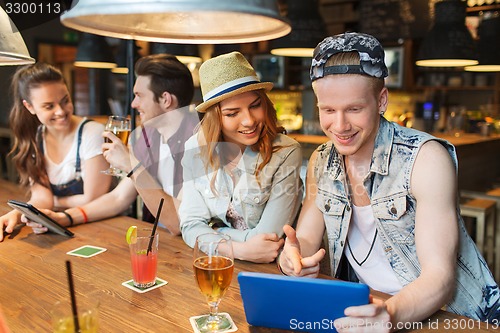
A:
[346,229,378,266]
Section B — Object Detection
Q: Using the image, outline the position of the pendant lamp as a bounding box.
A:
[416,0,477,67]
[465,12,500,72]
[0,7,35,65]
[150,43,201,64]
[60,0,291,44]
[270,0,326,57]
[112,40,140,74]
[74,33,117,69]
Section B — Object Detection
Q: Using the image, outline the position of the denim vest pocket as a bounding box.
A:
[317,191,345,215]
[372,193,415,245]
[372,193,407,219]
[316,190,346,238]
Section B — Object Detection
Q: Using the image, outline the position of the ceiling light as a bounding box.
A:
[112,40,140,74]
[270,0,326,57]
[465,12,500,72]
[416,0,478,67]
[60,0,291,44]
[0,7,35,65]
[74,33,117,69]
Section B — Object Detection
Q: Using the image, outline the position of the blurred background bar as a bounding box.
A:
[0,0,499,206]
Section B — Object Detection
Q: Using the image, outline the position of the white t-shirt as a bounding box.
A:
[156,138,175,197]
[345,204,404,295]
[44,119,104,186]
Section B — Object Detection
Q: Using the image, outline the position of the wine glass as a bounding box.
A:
[193,233,234,333]
[101,115,131,176]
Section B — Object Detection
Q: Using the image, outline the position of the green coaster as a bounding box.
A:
[189,312,237,333]
[121,278,168,293]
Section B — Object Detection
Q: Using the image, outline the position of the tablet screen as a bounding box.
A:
[7,200,74,237]
[238,272,369,332]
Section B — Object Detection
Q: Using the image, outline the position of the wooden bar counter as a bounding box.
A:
[0,178,497,332]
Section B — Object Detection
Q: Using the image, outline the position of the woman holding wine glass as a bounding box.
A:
[0,63,112,241]
[180,51,303,263]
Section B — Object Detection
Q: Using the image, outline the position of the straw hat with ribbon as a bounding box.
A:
[196,51,273,113]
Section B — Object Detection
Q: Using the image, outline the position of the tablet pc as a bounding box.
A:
[7,200,74,237]
[238,272,369,333]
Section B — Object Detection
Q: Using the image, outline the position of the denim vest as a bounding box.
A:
[314,117,500,321]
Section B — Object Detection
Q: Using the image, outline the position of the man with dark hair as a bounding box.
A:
[26,54,198,234]
[279,32,499,331]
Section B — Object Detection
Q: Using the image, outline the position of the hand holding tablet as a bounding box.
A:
[7,200,74,237]
[238,272,369,332]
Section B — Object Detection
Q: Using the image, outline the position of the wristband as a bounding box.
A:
[61,211,74,226]
[75,206,88,223]
[126,162,142,178]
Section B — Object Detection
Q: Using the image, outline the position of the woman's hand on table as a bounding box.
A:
[23,209,68,234]
[0,210,21,242]
[233,233,284,263]
[22,215,48,234]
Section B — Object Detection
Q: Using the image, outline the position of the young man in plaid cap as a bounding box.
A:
[279,32,499,331]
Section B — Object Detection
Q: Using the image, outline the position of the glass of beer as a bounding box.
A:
[102,115,131,176]
[51,297,99,333]
[193,233,234,333]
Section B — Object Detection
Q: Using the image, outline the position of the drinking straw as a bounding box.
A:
[65,260,81,333]
[147,198,164,255]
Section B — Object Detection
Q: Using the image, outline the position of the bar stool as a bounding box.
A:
[487,188,500,197]
[460,198,496,267]
[461,189,500,282]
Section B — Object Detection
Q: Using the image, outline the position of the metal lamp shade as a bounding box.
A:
[465,12,500,72]
[416,0,477,67]
[150,43,201,63]
[74,33,117,69]
[61,0,291,44]
[0,7,35,65]
[270,0,326,57]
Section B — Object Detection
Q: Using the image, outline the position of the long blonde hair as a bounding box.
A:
[9,63,66,188]
[198,89,285,191]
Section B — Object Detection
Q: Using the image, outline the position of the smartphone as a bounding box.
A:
[7,200,74,237]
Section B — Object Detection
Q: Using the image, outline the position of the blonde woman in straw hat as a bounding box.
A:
[179,51,303,263]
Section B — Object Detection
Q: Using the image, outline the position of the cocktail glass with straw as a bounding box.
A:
[128,198,163,288]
